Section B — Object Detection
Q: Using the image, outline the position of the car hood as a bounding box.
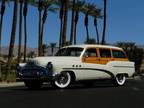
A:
[29,56,81,67]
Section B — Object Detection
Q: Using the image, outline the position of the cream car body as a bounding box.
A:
[17,45,135,88]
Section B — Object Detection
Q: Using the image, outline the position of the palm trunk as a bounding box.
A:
[0,9,3,78]
[59,2,64,49]
[85,13,89,43]
[102,0,107,44]
[59,17,63,49]
[23,0,28,62]
[62,0,68,47]
[95,25,99,44]
[38,0,43,56]
[41,7,48,55]
[86,25,89,42]
[94,17,99,44]
[24,15,27,62]
[41,22,44,53]
[74,11,79,45]
[70,0,76,45]
[0,0,5,56]
[38,11,42,56]
[74,21,77,45]
[18,0,23,63]
[6,0,18,80]
[0,16,3,56]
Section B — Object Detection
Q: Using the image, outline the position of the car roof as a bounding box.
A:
[63,44,123,50]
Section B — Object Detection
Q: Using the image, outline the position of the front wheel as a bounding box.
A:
[113,74,126,86]
[54,72,71,88]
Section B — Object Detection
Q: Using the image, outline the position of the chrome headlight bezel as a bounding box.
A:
[46,62,53,70]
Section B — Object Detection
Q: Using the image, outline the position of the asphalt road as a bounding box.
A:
[0,79,144,108]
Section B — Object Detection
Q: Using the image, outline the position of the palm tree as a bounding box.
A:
[42,44,48,56]
[83,3,96,43]
[0,0,6,80]
[61,0,69,47]
[84,12,89,43]
[6,0,18,80]
[84,38,96,44]
[27,51,36,58]
[58,0,64,49]
[50,43,56,56]
[91,9,101,44]
[101,0,107,44]
[0,0,5,56]
[41,0,57,55]
[73,0,85,45]
[23,0,28,62]
[69,0,76,45]
[38,0,43,56]
[17,0,23,64]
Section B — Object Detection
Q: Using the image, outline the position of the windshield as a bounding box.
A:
[55,47,83,57]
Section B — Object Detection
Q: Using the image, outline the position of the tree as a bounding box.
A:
[69,0,85,45]
[41,0,57,55]
[69,0,76,45]
[23,0,28,62]
[91,8,101,44]
[58,0,64,49]
[27,51,36,58]
[50,43,56,56]
[6,0,18,80]
[83,3,96,43]
[84,38,96,44]
[42,43,48,56]
[17,0,23,64]
[84,12,89,42]
[0,0,5,56]
[101,0,107,44]
[0,0,6,79]
[116,42,144,73]
[61,0,69,47]
[73,0,85,45]
[38,0,43,56]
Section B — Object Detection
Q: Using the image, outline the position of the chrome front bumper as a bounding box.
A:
[17,66,54,81]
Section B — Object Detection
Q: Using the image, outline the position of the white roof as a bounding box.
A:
[64,44,122,50]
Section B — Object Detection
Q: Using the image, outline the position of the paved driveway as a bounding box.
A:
[0,79,144,108]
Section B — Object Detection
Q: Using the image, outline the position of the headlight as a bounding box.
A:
[47,62,53,70]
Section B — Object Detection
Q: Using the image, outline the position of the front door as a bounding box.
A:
[82,48,99,64]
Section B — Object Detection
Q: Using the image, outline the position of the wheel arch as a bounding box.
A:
[61,70,76,83]
[116,73,129,77]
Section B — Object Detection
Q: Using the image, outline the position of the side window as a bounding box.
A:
[112,50,126,58]
[84,48,97,57]
[99,49,111,58]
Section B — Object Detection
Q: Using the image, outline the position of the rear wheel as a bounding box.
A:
[24,81,43,89]
[54,72,71,88]
[113,74,126,86]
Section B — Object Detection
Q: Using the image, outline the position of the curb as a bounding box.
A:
[0,82,24,88]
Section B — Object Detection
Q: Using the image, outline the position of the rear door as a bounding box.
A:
[98,48,112,64]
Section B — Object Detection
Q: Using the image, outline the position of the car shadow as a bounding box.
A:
[10,80,122,92]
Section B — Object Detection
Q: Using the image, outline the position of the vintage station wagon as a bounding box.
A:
[17,45,135,89]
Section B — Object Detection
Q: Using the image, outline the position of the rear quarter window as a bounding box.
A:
[112,50,126,58]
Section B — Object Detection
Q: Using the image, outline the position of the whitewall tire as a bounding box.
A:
[113,74,126,86]
[54,72,71,88]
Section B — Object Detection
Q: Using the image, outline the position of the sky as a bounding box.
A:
[0,0,144,48]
